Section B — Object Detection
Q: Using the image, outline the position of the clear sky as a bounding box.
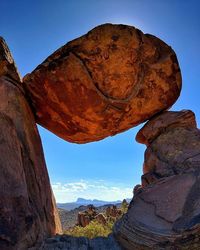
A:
[1,0,200,202]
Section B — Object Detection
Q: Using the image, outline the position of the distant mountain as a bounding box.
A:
[57,197,131,211]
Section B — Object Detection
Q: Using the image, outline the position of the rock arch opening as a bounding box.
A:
[39,124,143,203]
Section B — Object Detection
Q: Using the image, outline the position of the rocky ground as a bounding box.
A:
[39,234,122,250]
[38,204,126,250]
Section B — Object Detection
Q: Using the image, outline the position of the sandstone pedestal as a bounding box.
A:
[114,110,200,249]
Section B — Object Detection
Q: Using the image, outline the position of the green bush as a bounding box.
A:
[121,199,128,214]
[64,220,113,239]
[64,203,129,238]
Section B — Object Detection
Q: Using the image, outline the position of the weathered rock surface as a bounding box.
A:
[136,109,197,146]
[114,110,200,249]
[77,205,97,227]
[106,205,122,218]
[0,37,62,250]
[0,37,21,82]
[76,204,122,228]
[96,213,107,225]
[77,212,92,228]
[39,234,122,250]
[23,23,181,143]
[137,110,200,181]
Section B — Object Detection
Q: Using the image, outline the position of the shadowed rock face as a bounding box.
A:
[39,234,122,250]
[114,110,200,249]
[0,38,62,250]
[23,23,181,143]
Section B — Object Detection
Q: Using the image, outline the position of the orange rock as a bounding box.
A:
[106,205,122,218]
[77,212,91,227]
[23,24,182,143]
[0,38,62,250]
[95,213,107,225]
[136,109,196,145]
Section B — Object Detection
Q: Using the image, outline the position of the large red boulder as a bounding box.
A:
[23,24,181,143]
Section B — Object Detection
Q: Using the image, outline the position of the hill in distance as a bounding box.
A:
[57,197,131,211]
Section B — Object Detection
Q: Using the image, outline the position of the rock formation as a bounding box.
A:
[23,23,181,143]
[77,205,97,227]
[114,110,200,249]
[1,23,200,250]
[106,205,122,218]
[77,205,123,228]
[96,213,107,226]
[137,110,199,186]
[0,37,62,250]
[77,212,93,228]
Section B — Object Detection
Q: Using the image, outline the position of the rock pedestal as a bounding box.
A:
[114,110,200,249]
[0,38,62,250]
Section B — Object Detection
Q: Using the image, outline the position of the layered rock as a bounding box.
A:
[0,37,62,250]
[137,110,199,184]
[23,23,181,143]
[114,110,200,249]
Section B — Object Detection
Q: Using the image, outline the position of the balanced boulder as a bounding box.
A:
[23,23,181,143]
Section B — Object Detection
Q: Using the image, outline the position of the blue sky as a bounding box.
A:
[1,0,200,202]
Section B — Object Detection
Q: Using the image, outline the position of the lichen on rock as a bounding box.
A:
[23,23,182,143]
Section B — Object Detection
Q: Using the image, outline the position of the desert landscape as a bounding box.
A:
[0,1,199,249]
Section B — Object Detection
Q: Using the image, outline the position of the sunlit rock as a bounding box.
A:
[0,37,62,250]
[23,23,181,143]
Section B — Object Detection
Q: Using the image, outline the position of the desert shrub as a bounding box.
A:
[64,202,129,238]
[64,220,113,238]
[121,199,129,214]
